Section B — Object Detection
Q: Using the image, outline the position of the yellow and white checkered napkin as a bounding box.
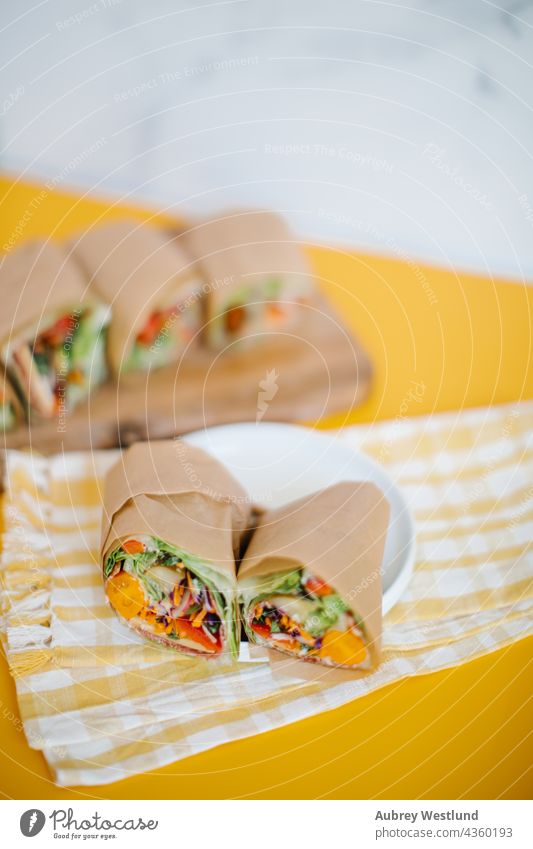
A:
[1,402,532,786]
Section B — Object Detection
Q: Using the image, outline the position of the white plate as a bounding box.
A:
[185,422,415,614]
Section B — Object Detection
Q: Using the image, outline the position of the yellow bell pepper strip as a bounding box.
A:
[191,608,207,628]
[106,571,146,620]
[250,621,270,639]
[319,630,367,666]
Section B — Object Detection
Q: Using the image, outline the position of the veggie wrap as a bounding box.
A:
[0,240,109,420]
[0,370,22,431]
[101,440,251,658]
[181,210,314,349]
[71,221,202,375]
[239,482,389,672]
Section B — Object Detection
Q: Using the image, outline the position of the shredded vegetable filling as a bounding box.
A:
[105,536,226,655]
[248,570,369,668]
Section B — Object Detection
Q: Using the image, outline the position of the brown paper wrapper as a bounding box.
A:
[71,221,201,374]
[238,481,390,682]
[180,209,314,317]
[101,439,251,577]
[0,240,90,351]
[101,440,252,656]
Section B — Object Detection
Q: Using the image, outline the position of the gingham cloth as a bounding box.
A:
[1,402,532,786]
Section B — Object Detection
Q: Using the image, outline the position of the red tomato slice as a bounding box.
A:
[106,572,145,620]
[173,618,221,652]
[266,304,285,320]
[305,576,333,597]
[251,621,271,639]
[39,314,73,345]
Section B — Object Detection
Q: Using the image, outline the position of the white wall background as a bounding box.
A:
[1,0,532,279]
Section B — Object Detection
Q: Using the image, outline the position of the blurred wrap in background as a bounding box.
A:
[1,0,532,279]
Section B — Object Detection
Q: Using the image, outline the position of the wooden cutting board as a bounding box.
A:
[3,297,372,453]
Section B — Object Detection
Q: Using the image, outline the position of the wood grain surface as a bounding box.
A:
[3,297,372,453]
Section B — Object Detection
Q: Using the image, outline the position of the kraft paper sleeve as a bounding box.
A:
[100,439,251,579]
[71,221,201,374]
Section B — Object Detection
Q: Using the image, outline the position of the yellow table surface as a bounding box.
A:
[0,175,531,800]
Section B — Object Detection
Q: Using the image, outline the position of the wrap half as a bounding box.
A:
[71,220,202,375]
[181,210,314,349]
[101,440,251,659]
[239,482,389,672]
[0,240,109,420]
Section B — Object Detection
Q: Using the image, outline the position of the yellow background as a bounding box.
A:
[0,175,531,799]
